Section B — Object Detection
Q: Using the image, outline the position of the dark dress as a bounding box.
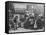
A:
[24,16,35,29]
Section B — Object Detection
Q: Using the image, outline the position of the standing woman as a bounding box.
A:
[13,16,18,30]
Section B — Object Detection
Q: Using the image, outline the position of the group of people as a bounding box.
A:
[9,10,44,30]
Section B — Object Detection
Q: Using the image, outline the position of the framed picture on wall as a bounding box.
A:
[5,1,45,34]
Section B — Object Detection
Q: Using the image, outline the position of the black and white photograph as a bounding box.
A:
[5,1,45,34]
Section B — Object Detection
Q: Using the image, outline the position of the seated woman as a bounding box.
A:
[24,16,35,29]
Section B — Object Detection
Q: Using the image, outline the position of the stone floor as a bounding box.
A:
[9,27,44,33]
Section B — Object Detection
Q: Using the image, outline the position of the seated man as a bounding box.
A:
[36,16,44,29]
